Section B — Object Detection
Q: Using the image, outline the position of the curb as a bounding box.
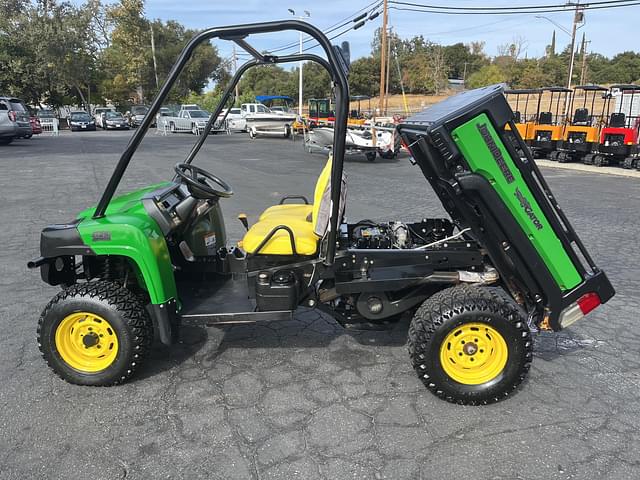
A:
[535,159,640,179]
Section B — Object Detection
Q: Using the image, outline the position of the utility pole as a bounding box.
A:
[378,0,388,115]
[288,9,311,118]
[232,44,239,101]
[565,1,584,112]
[579,33,590,85]
[462,62,468,87]
[384,27,392,114]
[150,24,159,90]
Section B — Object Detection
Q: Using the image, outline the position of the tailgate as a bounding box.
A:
[397,84,614,330]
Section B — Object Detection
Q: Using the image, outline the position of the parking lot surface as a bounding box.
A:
[1,130,639,480]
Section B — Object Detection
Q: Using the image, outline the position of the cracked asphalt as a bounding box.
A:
[1,129,639,480]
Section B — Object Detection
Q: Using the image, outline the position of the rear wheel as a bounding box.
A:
[37,281,153,386]
[622,157,634,169]
[593,155,606,167]
[407,285,532,405]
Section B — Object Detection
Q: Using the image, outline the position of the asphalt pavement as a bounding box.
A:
[1,129,639,480]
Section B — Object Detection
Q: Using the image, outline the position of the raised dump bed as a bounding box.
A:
[397,84,614,330]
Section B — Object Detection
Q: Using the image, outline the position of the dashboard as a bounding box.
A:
[142,183,195,235]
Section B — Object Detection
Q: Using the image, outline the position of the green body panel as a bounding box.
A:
[451,114,582,290]
[76,183,177,304]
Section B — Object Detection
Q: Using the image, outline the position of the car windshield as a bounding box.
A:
[189,110,209,118]
[71,113,91,121]
[10,101,26,111]
[106,112,123,119]
[38,110,54,118]
[230,108,241,114]
[132,106,148,114]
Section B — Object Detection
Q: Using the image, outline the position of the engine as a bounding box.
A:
[347,218,454,249]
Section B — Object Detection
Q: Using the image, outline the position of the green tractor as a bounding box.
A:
[29,21,614,405]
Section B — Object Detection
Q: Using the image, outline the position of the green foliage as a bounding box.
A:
[349,57,380,97]
[466,65,507,89]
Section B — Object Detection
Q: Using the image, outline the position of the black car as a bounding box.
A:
[103,111,129,130]
[127,105,153,127]
[69,111,96,132]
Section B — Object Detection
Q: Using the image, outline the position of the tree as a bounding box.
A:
[349,57,380,97]
[466,65,507,89]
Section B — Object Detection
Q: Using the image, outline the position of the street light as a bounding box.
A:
[535,15,572,36]
[288,8,311,118]
[536,10,584,113]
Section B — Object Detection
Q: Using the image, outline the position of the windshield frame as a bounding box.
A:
[92,20,350,265]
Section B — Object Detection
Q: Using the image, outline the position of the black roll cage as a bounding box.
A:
[92,20,350,265]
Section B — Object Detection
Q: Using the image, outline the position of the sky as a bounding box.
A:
[135,0,639,65]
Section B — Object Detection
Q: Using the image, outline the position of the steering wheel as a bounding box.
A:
[174,163,233,199]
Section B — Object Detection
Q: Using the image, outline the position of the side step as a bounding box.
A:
[180,310,293,326]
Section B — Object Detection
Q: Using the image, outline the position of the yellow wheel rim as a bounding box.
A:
[439,322,508,385]
[55,312,119,373]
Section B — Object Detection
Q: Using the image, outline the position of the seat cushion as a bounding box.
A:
[258,204,313,221]
[242,217,319,255]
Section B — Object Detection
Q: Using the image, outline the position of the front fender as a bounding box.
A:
[77,213,177,304]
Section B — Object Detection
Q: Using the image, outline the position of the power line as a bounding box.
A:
[389,0,640,15]
[267,0,381,54]
[389,0,636,11]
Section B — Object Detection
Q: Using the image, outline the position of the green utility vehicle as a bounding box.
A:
[29,21,614,405]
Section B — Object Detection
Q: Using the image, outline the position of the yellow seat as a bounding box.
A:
[241,217,319,255]
[259,204,312,221]
[243,157,333,255]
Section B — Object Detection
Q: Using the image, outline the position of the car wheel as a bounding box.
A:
[408,285,532,405]
[0,137,13,145]
[365,151,377,162]
[38,281,153,386]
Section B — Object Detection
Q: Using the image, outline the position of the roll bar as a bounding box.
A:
[92,20,350,265]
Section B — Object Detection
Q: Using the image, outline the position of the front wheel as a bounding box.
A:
[365,151,376,162]
[407,285,532,405]
[37,281,153,386]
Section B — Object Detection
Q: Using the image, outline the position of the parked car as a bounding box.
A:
[126,105,155,128]
[94,107,115,128]
[29,116,42,135]
[69,111,96,131]
[0,96,32,144]
[37,109,57,131]
[102,111,129,130]
[226,107,247,132]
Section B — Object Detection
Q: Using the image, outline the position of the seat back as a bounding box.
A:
[513,110,522,124]
[538,111,553,125]
[573,108,589,125]
[609,112,626,128]
[312,156,347,236]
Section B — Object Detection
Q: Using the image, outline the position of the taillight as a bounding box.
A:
[559,292,602,328]
[8,111,16,122]
[577,292,601,315]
